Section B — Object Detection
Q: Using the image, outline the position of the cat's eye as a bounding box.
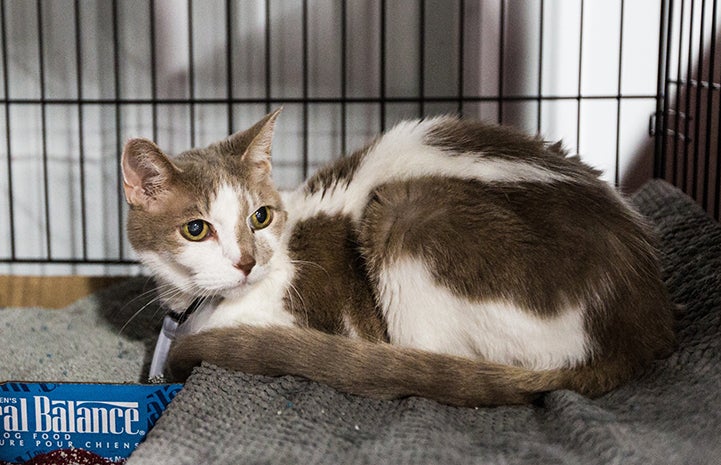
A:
[180,219,210,241]
[249,206,273,230]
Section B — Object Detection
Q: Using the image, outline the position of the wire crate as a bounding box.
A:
[0,0,718,275]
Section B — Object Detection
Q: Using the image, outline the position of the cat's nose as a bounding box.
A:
[234,256,256,276]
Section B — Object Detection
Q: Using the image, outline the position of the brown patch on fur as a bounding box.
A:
[121,138,183,211]
[245,202,287,275]
[359,175,675,380]
[122,139,206,255]
[122,111,287,315]
[426,116,602,179]
[359,178,658,314]
[123,111,285,257]
[304,145,370,196]
[216,108,282,171]
[285,214,386,341]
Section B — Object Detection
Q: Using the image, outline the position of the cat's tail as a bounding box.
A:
[168,325,635,407]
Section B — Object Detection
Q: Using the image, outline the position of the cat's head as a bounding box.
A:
[121,110,286,307]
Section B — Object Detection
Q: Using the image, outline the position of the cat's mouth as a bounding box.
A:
[195,268,265,298]
[197,278,248,295]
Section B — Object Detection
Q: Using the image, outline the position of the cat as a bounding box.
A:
[121,110,676,407]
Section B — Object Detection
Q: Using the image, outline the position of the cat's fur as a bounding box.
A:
[121,110,676,407]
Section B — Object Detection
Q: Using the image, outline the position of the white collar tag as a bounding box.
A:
[148,299,204,382]
[148,314,179,382]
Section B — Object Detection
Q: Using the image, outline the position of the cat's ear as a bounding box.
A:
[121,138,180,210]
[226,108,282,174]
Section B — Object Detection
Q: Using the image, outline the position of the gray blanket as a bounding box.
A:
[3,180,720,464]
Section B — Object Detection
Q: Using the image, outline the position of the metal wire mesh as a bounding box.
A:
[655,0,721,220]
[1,0,715,274]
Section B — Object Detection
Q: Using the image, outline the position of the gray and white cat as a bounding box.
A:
[121,110,675,406]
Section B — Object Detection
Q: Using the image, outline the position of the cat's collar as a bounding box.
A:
[148,298,204,382]
[167,297,204,325]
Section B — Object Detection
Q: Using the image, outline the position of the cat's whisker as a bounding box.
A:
[118,297,162,336]
[286,281,309,327]
[289,259,330,277]
[117,282,195,336]
[112,282,178,334]
[114,282,165,316]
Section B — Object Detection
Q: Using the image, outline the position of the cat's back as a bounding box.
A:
[283,115,674,375]
[287,116,600,222]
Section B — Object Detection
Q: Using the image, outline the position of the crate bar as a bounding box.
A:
[340,0,347,155]
[0,0,16,261]
[188,0,196,147]
[1,0,16,260]
[302,0,309,179]
[380,0,386,131]
[112,0,124,259]
[672,0,686,185]
[576,0,585,155]
[707,0,721,220]
[536,0,544,134]
[614,0,625,187]
[418,0,425,117]
[703,0,718,212]
[691,0,707,200]
[656,0,673,179]
[699,0,721,214]
[498,0,505,124]
[36,0,52,260]
[457,0,465,115]
[264,0,271,113]
[0,94,660,106]
[74,0,88,260]
[0,258,139,265]
[225,0,233,134]
[150,0,159,141]
[669,77,721,88]
[682,0,695,192]
[0,93,660,106]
